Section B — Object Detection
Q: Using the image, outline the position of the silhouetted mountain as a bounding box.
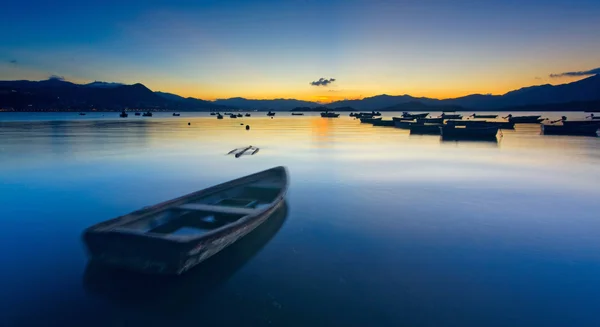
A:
[381,101,465,112]
[213,97,317,110]
[156,91,228,110]
[327,94,437,110]
[0,79,223,111]
[84,81,124,88]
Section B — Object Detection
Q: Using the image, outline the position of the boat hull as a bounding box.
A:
[320,113,340,118]
[440,126,499,139]
[360,117,382,124]
[446,120,515,129]
[410,124,442,135]
[371,119,395,126]
[542,124,599,136]
[507,116,542,123]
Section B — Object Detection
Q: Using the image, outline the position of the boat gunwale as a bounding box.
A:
[84,166,288,244]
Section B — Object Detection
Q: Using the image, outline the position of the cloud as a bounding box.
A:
[9,59,17,64]
[534,76,542,80]
[48,75,65,81]
[310,77,336,87]
[549,67,600,78]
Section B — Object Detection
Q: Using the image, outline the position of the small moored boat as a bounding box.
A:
[142,112,153,117]
[360,117,382,124]
[504,114,543,123]
[320,111,340,118]
[440,112,463,120]
[267,111,276,116]
[371,119,395,127]
[230,114,237,118]
[119,111,128,118]
[217,114,224,119]
[416,117,443,124]
[134,112,141,116]
[245,113,251,117]
[440,125,499,139]
[471,113,498,119]
[541,124,599,136]
[402,112,429,119]
[410,123,442,135]
[173,113,180,116]
[291,113,304,116]
[82,166,289,275]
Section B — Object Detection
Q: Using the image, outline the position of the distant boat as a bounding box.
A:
[371,111,382,116]
[267,111,276,116]
[142,112,153,117]
[82,166,289,275]
[119,111,128,118]
[503,114,543,123]
[401,112,429,119]
[173,113,180,116]
[230,114,237,118]
[224,112,232,115]
[237,113,243,118]
[416,117,443,124]
[291,113,304,116]
[471,113,498,119]
[360,117,382,124]
[134,112,141,116]
[245,113,251,117]
[210,112,216,116]
[217,114,224,119]
[440,112,463,120]
[393,120,414,129]
[542,124,599,136]
[320,112,340,118]
[409,124,442,135]
[440,125,499,139]
[446,120,515,129]
[355,113,374,119]
[79,113,86,116]
[392,117,415,122]
[371,119,395,127]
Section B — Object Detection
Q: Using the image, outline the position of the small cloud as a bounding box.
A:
[534,76,542,80]
[310,77,336,87]
[549,67,600,78]
[48,75,65,81]
[9,59,17,64]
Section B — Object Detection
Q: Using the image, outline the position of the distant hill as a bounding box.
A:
[0,78,224,111]
[1,74,599,111]
[213,97,318,110]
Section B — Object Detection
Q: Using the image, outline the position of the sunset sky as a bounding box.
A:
[1,0,599,103]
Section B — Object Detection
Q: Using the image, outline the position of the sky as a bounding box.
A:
[1,0,600,103]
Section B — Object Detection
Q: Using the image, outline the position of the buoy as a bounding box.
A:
[271,117,273,119]
[188,122,191,125]
[240,123,244,125]
[246,125,250,130]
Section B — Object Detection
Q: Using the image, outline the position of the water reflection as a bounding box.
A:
[82,202,288,314]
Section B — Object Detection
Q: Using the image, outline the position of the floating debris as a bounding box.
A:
[227,146,260,158]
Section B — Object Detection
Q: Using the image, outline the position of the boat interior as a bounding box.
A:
[116,176,284,239]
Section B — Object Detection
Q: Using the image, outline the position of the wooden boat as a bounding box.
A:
[355,112,374,118]
[217,114,224,119]
[371,119,395,127]
[440,125,499,139]
[291,113,304,116]
[267,111,276,116]
[402,112,429,119]
[393,120,414,129]
[471,114,498,119]
[409,123,442,135]
[119,111,128,118]
[446,120,515,129]
[439,112,463,120]
[245,113,251,117]
[416,117,443,124]
[173,113,180,116]
[503,114,543,123]
[542,124,599,136]
[360,117,382,124]
[320,112,340,118]
[82,166,289,275]
[142,112,153,117]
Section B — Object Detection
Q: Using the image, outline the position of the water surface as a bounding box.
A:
[1,112,600,327]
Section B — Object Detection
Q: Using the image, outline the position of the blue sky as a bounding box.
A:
[1,0,599,102]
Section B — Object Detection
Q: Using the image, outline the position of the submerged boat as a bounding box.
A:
[82,166,289,275]
[267,111,276,116]
[371,119,395,127]
[402,112,429,119]
[320,112,340,118]
[409,123,442,135]
[119,111,128,118]
[440,125,499,139]
[504,114,543,123]
[471,113,498,119]
[542,124,599,136]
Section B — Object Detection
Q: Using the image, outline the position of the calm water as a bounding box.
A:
[1,112,600,327]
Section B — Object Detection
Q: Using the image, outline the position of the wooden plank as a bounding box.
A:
[176,203,257,216]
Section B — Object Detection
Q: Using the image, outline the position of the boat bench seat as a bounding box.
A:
[176,203,257,216]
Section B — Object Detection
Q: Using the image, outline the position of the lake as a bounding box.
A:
[1,111,600,327]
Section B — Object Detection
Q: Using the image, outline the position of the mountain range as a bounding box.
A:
[0,74,599,111]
